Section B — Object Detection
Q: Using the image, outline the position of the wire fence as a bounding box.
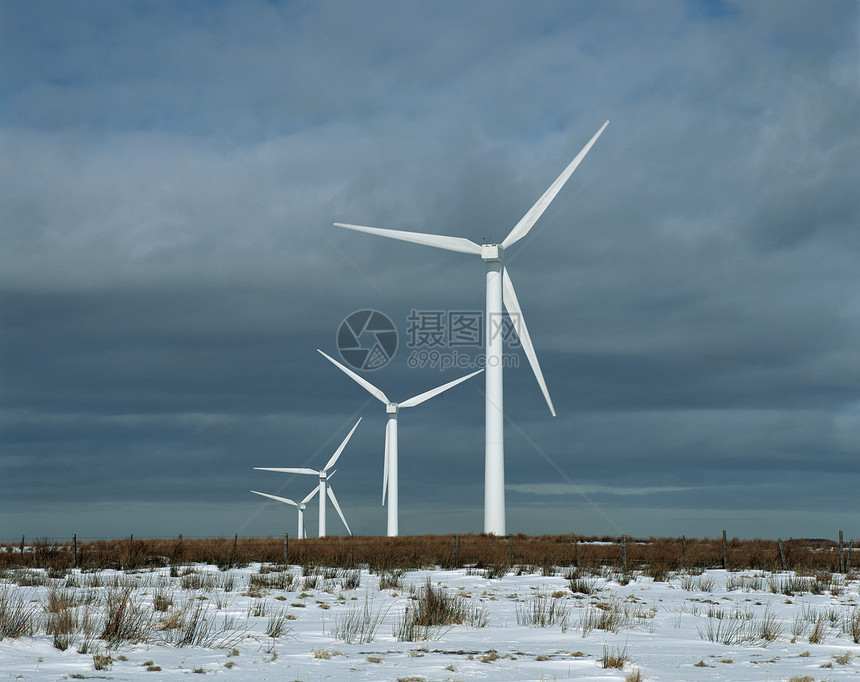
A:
[1,532,855,574]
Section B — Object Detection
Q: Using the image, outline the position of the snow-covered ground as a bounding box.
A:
[1,563,859,680]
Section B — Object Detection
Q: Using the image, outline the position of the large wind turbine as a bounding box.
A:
[318,348,481,537]
[255,418,361,537]
[335,122,609,535]
[250,489,315,539]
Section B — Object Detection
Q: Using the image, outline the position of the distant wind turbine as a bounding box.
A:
[251,489,316,539]
[255,418,361,537]
[318,348,481,537]
[334,121,609,535]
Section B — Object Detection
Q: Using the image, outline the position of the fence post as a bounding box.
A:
[73,534,78,569]
[622,535,627,571]
[231,533,238,568]
[839,530,844,573]
[722,530,727,570]
[174,534,183,564]
[777,539,786,570]
[682,535,687,569]
[848,539,854,571]
[283,533,289,563]
[573,535,579,567]
[20,535,25,556]
[508,535,514,566]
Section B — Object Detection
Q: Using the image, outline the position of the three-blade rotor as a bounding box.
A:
[253,418,360,536]
[335,121,609,415]
[318,349,482,505]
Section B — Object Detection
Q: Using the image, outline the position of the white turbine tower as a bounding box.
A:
[317,349,481,537]
[335,122,609,535]
[250,489,315,539]
[255,418,361,537]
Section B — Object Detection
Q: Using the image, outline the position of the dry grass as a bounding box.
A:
[808,614,827,644]
[697,607,783,645]
[565,567,599,595]
[515,592,569,630]
[394,578,487,641]
[2,534,853,574]
[601,642,628,668]
[331,596,387,644]
[843,607,860,643]
[377,569,405,590]
[0,588,39,639]
[101,586,154,646]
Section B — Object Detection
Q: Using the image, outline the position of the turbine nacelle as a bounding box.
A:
[480,244,503,262]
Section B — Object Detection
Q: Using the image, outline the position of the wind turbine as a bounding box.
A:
[250,489,315,539]
[254,418,361,537]
[334,121,609,535]
[317,348,481,537]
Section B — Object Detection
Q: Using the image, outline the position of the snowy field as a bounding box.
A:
[1,563,859,680]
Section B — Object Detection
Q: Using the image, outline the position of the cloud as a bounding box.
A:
[1,0,859,540]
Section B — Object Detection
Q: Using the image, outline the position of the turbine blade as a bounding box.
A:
[502,268,556,416]
[301,484,321,505]
[323,418,362,471]
[255,467,319,476]
[335,222,482,255]
[399,369,483,408]
[501,121,609,249]
[327,486,352,536]
[251,490,298,508]
[382,419,390,506]
[318,349,389,404]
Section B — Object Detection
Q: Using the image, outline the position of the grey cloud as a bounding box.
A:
[1,0,858,540]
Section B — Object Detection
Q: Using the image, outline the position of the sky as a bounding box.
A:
[1,0,859,542]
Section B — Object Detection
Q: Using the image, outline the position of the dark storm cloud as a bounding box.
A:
[1,0,858,540]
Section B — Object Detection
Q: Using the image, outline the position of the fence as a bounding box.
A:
[1,532,855,574]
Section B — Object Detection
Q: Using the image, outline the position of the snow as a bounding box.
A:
[1,564,859,680]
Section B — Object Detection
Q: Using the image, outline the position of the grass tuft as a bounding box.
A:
[601,642,628,669]
[516,592,569,630]
[331,596,387,644]
[0,588,38,639]
[394,578,481,641]
[101,586,154,646]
